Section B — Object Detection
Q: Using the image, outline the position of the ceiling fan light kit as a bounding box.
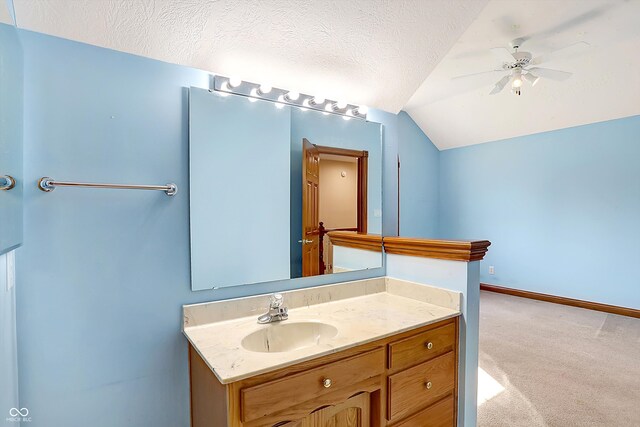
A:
[454,38,588,96]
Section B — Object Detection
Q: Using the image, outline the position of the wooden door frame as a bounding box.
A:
[315,145,368,234]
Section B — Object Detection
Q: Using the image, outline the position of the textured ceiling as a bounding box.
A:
[11,0,487,113]
[405,0,640,150]
[0,0,13,24]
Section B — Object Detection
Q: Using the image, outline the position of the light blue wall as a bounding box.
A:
[0,23,23,255]
[16,29,400,427]
[398,111,440,237]
[439,116,640,309]
[0,22,22,420]
[369,108,400,237]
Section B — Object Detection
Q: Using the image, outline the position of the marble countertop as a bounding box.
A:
[183,277,460,384]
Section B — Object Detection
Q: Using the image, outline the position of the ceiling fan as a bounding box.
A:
[454,38,590,96]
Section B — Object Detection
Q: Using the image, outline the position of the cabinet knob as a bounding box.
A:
[425,381,433,390]
[322,378,332,388]
[425,341,433,350]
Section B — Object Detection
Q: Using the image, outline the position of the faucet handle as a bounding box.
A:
[270,293,284,309]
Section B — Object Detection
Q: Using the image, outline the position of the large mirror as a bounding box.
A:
[189,87,382,290]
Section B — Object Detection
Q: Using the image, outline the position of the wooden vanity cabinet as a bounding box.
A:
[189,316,458,427]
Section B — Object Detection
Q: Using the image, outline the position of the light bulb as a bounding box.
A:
[250,88,258,97]
[357,105,368,114]
[229,77,242,87]
[524,73,540,87]
[336,100,347,109]
[302,99,310,107]
[286,91,300,101]
[342,115,351,121]
[325,104,333,112]
[221,82,231,92]
[512,71,523,88]
[276,95,285,109]
[346,108,354,116]
[258,84,272,94]
[311,96,325,105]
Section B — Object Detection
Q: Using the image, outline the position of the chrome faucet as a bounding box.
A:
[257,293,288,324]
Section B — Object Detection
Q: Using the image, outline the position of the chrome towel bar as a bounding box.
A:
[0,175,16,191]
[38,177,178,196]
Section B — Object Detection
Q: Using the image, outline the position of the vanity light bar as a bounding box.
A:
[212,75,368,120]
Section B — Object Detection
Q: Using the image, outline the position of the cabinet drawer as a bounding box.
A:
[387,351,455,421]
[241,347,384,422]
[393,395,455,427]
[388,322,455,371]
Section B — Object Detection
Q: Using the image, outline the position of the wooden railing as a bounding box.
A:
[319,222,358,274]
[383,237,491,262]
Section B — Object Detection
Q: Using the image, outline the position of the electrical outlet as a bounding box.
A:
[488,265,495,275]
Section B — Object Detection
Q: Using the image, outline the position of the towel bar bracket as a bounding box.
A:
[0,175,16,191]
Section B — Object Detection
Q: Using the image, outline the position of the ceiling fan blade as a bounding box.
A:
[531,41,590,65]
[527,4,612,43]
[510,4,614,46]
[452,69,505,80]
[528,67,572,81]
[489,75,511,95]
[490,47,516,64]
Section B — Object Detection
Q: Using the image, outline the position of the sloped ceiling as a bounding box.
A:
[405,0,640,150]
[0,0,14,24]
[11,0,487,113]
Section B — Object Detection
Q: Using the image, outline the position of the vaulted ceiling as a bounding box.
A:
[404,0,640,149]
[8,0,486,114]
[4,0,640,149]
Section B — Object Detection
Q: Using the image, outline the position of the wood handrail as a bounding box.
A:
[327,231,383,253]
[383,237,490,262]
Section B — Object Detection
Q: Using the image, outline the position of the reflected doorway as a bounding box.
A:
[301,138,368,277]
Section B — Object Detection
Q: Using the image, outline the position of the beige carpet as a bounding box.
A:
[478,291,640,427]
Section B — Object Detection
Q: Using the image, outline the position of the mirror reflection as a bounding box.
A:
[189,88,382,290]
[289,108,382,278]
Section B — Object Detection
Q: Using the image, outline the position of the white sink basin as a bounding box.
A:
[241,321,338,353]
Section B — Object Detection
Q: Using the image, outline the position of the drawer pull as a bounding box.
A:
[425,381,433,390]
[425,341,434,350]
[322,378,332,388]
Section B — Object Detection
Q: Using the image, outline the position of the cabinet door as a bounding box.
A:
[308,392,370,427]
[272,393,370,427]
